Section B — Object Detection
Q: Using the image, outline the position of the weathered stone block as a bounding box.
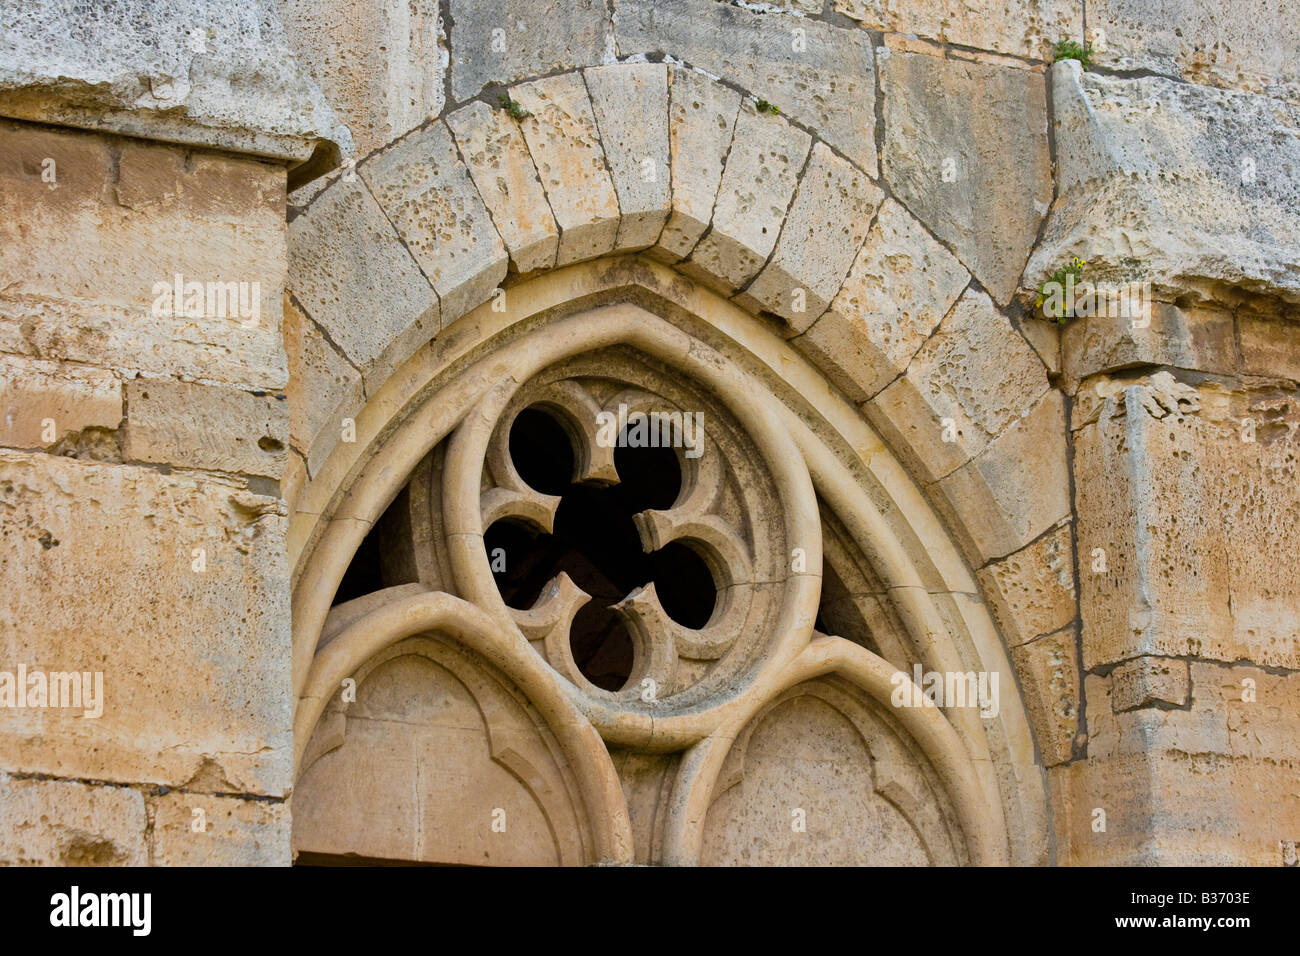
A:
[0,356,122,451]
[1086,671,1227,764]
[287,177,438,391]
[152,792,289,866]
[124,379,288,479]
[867,289,1048,483]
[0,122,288,390]
[1010,627,1079,767]
[1220,663,1300,763]
[616,0,878,174]
[449,0,611,102]
[0,773,147,866]
[1075,375,1300,670]
[0,452,291,796]
[1085,0,1300,101]
[1049,747,1300,865]
[1112,657,1190,712]
[283,296,363,477]
[977,523,1076,648]
[1238,313,1300,382]
[739,143,883,326]
[584,63,671,252]
[362,122,508,323]
[1027,62,1300,305]
[447,100,560,274]
[682,106,810,293]
[0,0,350,172]
[656,66,741,261]
[1061,300,1238,389]
[933,391,1071,564]
[880,47,1050,304]
[834,0,1078,62]
[511,74,621,266]
[279,0,444,157]
[795,199,968,402]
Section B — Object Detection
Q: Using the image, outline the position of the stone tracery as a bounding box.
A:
[291,275,1030,865]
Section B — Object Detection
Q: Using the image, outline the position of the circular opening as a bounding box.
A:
[568,603,636,692]
[509,407,574,496]
[486,403,717,693]
[650,541,716,629]
[614,438,681,511]
[483,519,551,610]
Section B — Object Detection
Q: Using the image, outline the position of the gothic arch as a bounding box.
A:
[286,63,1061,865]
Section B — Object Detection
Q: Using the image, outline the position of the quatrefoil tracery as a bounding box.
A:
[449,353,790,708]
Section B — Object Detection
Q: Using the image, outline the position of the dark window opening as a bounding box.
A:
[490,405,718,691]
[510,406,574,496]
[333,520,386,606]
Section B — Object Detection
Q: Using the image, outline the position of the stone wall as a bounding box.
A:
[1,0,1297,866]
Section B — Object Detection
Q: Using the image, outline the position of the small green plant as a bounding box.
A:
[499,95,531,120]
[1037,256,1087,323]
[755,99,781,115]
[1052,37,1094,66]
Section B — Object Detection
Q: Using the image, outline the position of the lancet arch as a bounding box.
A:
[286,63,1063,866]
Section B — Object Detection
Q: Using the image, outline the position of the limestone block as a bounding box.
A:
[283,449,308,514]
[834,0,1078,62]
[656,67,741,261]
[447,100,559,274]
[0,356,122,451]
[933,391,1071,564]
[615,0,878,174]
[1220,663,1300,763]
[283,296,364,477]
[880,47,1051,304]
[362,122,508,323]
[1112,657,1190,712]
[1061,300,1238,389]
[794,199,969,402]
[976,523,1076,648]
[279,0,443,157]
[511,74,621,266]
[0,452,291,796]
[750,0,823,12]
[449,0,611,102]
[124,379,288,479]
[287,177,438,391]
[0,122,288,390]
[0,773,147,866]
[1085,0,1300,101]
[682,107,810,293]
[584,63,671,252]
[0,0,351,177]
[1090,661,1300,765]
[152,792,289,866]
[866,289,1048,483]
[1075,376,1300,670]
[1049,748,1300,865]
[1026,62,1300,305]
[1010,627,1079,767]
[1238,314,1300,382]
[739,143,883,326]
[1085,671,1227,762]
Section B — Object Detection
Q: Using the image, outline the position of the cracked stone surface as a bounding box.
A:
[0,0,351,183]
